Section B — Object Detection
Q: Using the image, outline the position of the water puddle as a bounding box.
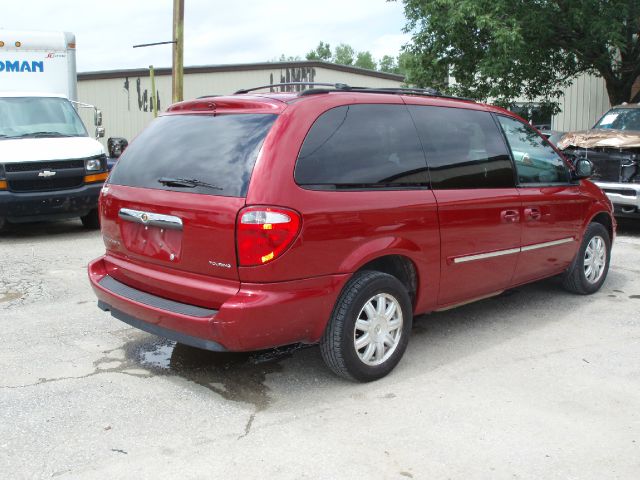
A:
[117,337,310,413]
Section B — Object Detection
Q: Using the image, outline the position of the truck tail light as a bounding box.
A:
[237,206,301,266]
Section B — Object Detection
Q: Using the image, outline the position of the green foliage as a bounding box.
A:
[306,42,332,61]
[379,51,413,75]
[333,43,356,66]
[355,51,377,70]
[379,55,397,73]
[277,54,302,62]
[398,0,640,107]
[283,42,409,75]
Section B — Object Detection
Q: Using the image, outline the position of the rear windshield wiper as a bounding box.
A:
[158,177,223,190]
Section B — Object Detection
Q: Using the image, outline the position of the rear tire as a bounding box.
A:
[562,222,610,295]
[320,270,412,382]
[81,209,100,229]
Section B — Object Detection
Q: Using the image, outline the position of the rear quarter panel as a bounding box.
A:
[244,94,441,314]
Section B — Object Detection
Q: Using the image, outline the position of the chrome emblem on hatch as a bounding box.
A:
[140,213,149,223]
[38,170,56,178]
[209,260,232,269]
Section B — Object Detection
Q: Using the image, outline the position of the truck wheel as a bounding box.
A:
[562,223,610,295]
[81,209,100,229]
[320,270,412,382]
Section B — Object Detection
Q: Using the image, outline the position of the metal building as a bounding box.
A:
[77,60,635,144]
[77,61,405,146]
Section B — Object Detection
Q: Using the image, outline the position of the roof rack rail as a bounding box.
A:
[233,82,475,102]
[234,82,351,94]
[298,85,475,102]
[352,86,442,96]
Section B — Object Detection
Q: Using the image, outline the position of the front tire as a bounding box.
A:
[320,270,412,382]
[562,222,611,294]
[81,209,100,229]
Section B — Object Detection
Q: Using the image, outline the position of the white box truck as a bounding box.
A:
[0,30,108,230]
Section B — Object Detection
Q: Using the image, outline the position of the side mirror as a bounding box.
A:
[574,158,593,179]
[107,137,128,158]
[94,109,103,127]
[95,126,105,139]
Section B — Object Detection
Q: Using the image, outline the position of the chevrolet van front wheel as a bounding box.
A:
[81,209,100,229]
[320,270,412,382]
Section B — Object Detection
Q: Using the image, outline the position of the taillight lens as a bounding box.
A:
[237,206,301,266]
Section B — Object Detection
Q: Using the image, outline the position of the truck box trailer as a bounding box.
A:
[0,30,107,229]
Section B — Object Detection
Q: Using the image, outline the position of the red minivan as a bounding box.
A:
[89,84,615,381]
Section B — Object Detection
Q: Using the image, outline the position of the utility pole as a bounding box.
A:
[172,0,184,103]
[149,65,157,117]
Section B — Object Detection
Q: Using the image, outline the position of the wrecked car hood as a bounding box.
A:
[558,129,640,150]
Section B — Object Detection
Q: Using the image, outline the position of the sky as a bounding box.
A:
[1,0,411,73]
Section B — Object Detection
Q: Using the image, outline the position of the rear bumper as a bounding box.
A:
[595,181,640,212]
[89,256,349,352]
[0,183,102,222]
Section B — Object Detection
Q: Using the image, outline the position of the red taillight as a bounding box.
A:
[237,206,301,266]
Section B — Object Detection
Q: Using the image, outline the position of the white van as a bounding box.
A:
[0,30,107,229]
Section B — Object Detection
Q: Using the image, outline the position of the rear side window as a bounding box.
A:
[294,104,428,188]
[408,105,514,189]
[108,114,277,197]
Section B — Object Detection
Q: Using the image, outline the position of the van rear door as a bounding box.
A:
[99,111,277,304]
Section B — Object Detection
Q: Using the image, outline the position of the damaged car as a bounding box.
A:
[558,105,640,218]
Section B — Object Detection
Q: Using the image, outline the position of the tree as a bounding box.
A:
[355,51,377,70]
[306,41,332,61]
[398,0,640,108]
[379,52,412,75]
[379,55,398,73]
[277,54,302,62]
[333,43,356,66]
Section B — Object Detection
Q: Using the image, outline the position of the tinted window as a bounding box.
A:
[408,106,514,189]
[108,114,276,197]
[295,104,428,188]
[497,116,570,185]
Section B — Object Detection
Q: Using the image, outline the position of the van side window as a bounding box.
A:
[294,104,429,188]
[497,116,570,185]
[408,105,514,189]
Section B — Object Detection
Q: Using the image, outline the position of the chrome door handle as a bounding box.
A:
[524,207,542,221]
[500,210,520,223]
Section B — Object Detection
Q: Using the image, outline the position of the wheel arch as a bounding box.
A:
[354,254,419,307]
[587,210,614,242]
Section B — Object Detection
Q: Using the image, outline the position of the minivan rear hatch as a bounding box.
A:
[100,107,278,304]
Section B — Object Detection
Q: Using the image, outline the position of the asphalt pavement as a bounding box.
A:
[1,219,639,479]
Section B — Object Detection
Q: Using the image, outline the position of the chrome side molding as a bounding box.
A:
[454,247,520,264]
[520,237,574,252]
[119,208,183,230]
[453,237,575,264]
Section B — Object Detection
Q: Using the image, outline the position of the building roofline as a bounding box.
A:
[78,60,406,82]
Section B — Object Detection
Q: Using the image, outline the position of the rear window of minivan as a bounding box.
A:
[108,113,277,197]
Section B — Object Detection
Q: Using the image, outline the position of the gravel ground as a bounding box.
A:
[1,219,639,479]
